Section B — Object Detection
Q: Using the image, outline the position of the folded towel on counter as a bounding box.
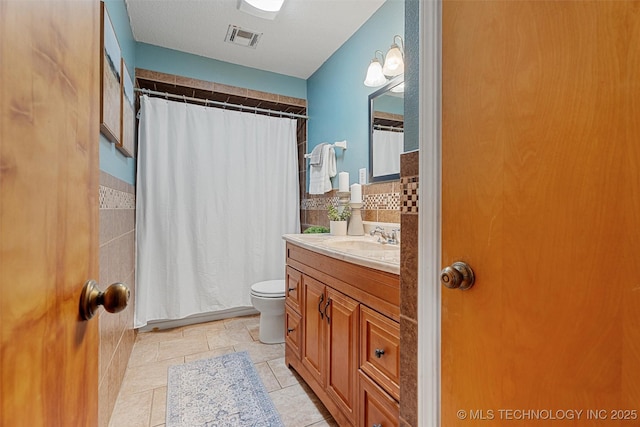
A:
[308,144,336,195]
[308,143,326,166]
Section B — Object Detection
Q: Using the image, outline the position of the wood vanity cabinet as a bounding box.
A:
[284,242,400,427]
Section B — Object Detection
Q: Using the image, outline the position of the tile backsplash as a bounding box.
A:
[300,181,401,230]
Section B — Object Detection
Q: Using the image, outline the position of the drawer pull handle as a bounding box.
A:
[288,287,295,292]
[287,328,295,334]
[318,294,325,319]
[374,348,385,358]
[324,298,331,324]
[373,424,382,427]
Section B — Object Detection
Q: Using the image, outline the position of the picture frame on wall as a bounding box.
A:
[118,58,135,157]
[100,2,122,144]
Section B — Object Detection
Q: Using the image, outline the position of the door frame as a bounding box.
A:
[417,0,442,426]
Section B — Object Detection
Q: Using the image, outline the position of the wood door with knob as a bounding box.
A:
[441,1,640,425]
[0,0,100,425]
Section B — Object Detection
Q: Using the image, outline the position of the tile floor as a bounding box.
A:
[109,314,337,427]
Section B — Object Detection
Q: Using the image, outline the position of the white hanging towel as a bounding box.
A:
[308,144,336,194]
[309,142,326,166]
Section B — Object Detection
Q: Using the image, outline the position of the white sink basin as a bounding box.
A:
[324,239,399,252]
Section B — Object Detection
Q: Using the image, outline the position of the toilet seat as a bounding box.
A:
[250,280,285,298]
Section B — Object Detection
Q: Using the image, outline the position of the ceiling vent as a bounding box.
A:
[225,25,262,49]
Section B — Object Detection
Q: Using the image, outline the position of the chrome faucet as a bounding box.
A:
[370,226,400,245]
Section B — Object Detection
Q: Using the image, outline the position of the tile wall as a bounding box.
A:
[300,182,402,230]
[296,119,308,228]
[98,171,137,427]
[399,150,419,427]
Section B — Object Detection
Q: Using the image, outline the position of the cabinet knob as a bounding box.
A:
[287,328,295,334]
[373,424,382,427]
[288,287,295,292]
[374,348,385,358]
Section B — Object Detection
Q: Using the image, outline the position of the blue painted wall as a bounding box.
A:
[100,0,137,185]
[375,91,404,115]
[104,1,136,74]
[307,0,404,188]
[135,43,306,99]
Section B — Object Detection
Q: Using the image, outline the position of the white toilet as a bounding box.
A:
[250,279,286,344]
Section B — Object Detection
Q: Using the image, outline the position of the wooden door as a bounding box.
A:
[442,1,640,425]
[0,1,100,425]
[302,276,326,387]
[325,287,359,424]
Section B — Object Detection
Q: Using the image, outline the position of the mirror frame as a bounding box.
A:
[368,74,405,183]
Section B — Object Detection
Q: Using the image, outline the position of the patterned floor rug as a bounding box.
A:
[166,351,284,427]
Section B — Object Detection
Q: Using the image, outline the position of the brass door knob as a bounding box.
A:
[79,280,130,320]
[440,261,475,290]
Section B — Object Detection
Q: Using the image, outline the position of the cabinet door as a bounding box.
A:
[325,287,359,425]
[302,276,326,386]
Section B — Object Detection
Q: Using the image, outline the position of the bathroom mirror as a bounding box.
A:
[369,75,404,183]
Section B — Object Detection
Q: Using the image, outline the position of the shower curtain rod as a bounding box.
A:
[135,88,309,119]
[374,124,404,132]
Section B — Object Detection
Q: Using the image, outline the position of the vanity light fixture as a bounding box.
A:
[382,35,404,77]
[364,50,388,87]
[237,0,285,20]
[364,35,405,87]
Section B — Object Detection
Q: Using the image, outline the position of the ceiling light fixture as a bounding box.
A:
[363,50,388,87]
[238,0,285,20]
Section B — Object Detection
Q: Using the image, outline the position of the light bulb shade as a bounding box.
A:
[382,44,404,76]
[390,82,405,93]
[364,59,388,87]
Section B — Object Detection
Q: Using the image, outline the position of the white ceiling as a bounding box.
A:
[125,0,386,80]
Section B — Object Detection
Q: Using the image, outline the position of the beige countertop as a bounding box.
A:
[282,233,400,275]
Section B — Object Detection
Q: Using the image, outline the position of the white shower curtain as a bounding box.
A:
[135,95,300,328]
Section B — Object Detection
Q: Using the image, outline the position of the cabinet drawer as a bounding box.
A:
[359,371,399,427]
[360,306,400,401]
[285,305,302,359]
[286,266,302,313]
